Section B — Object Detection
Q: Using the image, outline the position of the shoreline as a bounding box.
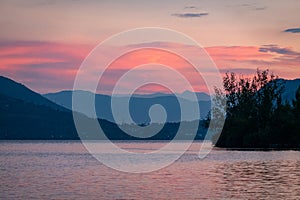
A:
[213,146,300,151]
[1,140,300,151]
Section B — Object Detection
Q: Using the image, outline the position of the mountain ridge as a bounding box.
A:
[0,76,67,111]
[0,75,208,140]
[44,90,211,123]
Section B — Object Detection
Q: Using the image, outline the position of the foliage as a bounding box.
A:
[212,69,300,148]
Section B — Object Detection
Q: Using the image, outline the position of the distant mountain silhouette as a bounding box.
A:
[44,90,211,123]
[113,90,211,101]
[0,93,207,140]
[280,79,300,103]
[44,80,300,124]
[0,76,207,140]
[0,92,140,140]
[178,90,211,101]
[2,75,298,140]
[0,93,79,139]
[0,76,66,111]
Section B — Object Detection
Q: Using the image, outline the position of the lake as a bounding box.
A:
[1,141,300,199]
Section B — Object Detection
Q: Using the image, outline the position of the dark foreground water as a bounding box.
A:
[0,141,300,199]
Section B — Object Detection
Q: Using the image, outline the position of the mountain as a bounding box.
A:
[44,90,211,123]
[5,75,298,141]
[178,90,211,101]
[0,76,66,111]
[0,92,139,140]
[280,79,300,104]
[0,76,78,139]
[0,93,79,139]
[0,76,208,140]
[0,93,207,140]
[114,91,211,101]
[114,92,171,98]
[45,79,300,124]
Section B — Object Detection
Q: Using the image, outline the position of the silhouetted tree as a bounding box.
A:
[212,69,293,148]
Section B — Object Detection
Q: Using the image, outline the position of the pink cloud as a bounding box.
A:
[97,48,207,94]
[205,45,300,78]
[0,41,92,93]
[1,41,299,94]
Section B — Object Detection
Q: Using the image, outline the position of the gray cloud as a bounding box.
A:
[171,13,208,18]
[284,28,300,33]
[184,6,197,9]
[240,3,252,7]
[228,3,267,11]
[259,45,300,56]
[253,6,267,11]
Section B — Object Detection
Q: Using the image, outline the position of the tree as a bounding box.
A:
[213,69,285,148]
[293,86,300,116]
[291,86,300,145]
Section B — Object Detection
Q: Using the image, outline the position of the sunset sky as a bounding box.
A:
[0,0,300,94]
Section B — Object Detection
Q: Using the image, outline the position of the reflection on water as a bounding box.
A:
[0,141,299,199]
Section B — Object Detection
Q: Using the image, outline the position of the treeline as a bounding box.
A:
[212,69,300,149]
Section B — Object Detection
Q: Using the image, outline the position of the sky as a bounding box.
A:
[0,0,300,94]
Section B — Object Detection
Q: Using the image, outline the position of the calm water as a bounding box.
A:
[1,141,300,200]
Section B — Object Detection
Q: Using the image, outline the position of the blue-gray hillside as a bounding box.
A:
[44,90,211,124]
